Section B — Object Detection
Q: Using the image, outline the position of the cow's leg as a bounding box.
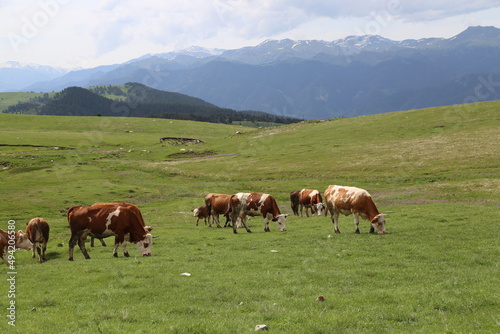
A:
[354,213,361,234]
[31,241,37,258]
[264,217,270,232]
[196,217,200,226]
[35,242,43,263]
[369,225,375,234]
[122,241,130,257]
[68,234,79,261]
[223,213,231,228]
[113,240,119,257]
[332,211,341,234]
[41,240,47,262]
[78,235,91,259]
[213,213,222,228]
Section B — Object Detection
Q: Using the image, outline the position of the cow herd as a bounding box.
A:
[193,185,388,235]
[1,185,387,265]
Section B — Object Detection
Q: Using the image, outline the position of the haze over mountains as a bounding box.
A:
[2,26,500,119]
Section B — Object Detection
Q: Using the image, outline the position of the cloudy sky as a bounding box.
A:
[1,0,499,69]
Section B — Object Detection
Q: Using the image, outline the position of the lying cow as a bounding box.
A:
[67,203,152,261]
[25,217,50,263]
[192,205,209,226]
[0,228,33,265]
[324,185,387,234]
[228,192,288,233]
[290,189,326,217]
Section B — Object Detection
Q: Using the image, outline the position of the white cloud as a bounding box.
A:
[1,0,499,68]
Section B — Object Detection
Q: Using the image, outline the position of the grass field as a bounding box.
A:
[0,101,499,333]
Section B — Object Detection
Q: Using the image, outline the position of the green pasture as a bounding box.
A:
[0,101,499,333]
[0,92,44,112]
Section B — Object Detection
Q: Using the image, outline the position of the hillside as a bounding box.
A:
[2,83,301,125]
[0,101,498,333]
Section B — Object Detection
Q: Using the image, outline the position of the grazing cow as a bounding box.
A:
[228,192,288,233]
[192,205,209,226]
[25,217,50,263]
[0,229,32,265]
[290,189,326,217]
[67,203,152,261]
[204,193,233,228]
[89,202,152,257]
[324,185,387,234]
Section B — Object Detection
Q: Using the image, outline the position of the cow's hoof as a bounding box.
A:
[113,253,118,258]
[247,230,252,233]
[68,257,74,261]
[124,252,130,258]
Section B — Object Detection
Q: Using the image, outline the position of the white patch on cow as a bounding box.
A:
[258,193,269,207]
[192,208,199,217]
[87,217,92,223]
[309,190,319,198]
[106,207,121,229]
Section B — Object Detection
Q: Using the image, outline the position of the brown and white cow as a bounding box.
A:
[324,185,387,234]
[192,205,209,226]
[228,192,287,233]
[25,217,50,263]
[204,193,233,228]
[0,228,32,265]
[67,203,152,261]
[290,189,325,217]
[88,202,152,257]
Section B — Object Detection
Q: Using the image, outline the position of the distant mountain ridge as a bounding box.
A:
[3,26,500,119]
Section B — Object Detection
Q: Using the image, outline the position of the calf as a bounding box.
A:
[229,192,288,233]
[25,217,50,263]
[290,189,325,217]
[0,229,32,265]
[324,185,387,234]
[192,205,209,226]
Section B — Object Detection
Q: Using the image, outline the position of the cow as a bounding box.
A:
[0,229,32,265]
[192,205,209,226]
[204,193,233,228]
[25,217,50,263]
[290,189,326,217]
[88,202,152,256]
[67,203,152,261]
[324,185,387,234]
[228,192,288,233]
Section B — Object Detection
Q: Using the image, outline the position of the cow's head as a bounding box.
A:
[15,230,33,250]
[370,214,387,234]
[136,233,153,256]
[274,214,288,232]
[192,208,199,217]
[314,203,326,216]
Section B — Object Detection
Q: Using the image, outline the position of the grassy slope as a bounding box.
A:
[0,102,499,333]
[0,92,45,112]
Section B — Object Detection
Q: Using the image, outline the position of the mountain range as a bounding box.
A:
[2,26,500,119]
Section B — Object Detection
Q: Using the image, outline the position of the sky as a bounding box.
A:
[1,0,500,69]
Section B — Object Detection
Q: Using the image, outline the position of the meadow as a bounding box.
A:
[0,101,499,333]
